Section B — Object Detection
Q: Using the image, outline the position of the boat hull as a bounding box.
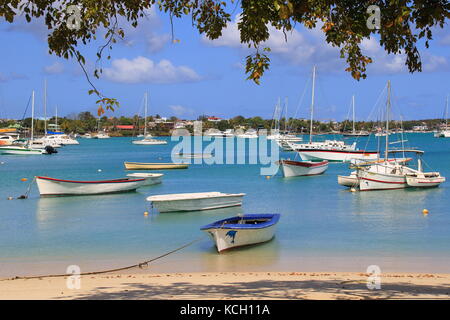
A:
[126,173,163,186]
[405,176,445,188]
[132,139,167,145]
[124,162,188,170]
[149,195,245,213]
[279,160,328,177]
[36,176,147,196]
[358,170,407,191]
[298,150,378,162]
[337,174,358,187]
[201,214,280,253]
[0,146,45,155]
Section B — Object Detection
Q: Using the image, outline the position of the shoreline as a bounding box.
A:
[1,271,449,300]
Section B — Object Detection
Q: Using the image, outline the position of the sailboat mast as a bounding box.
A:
[44,79,47,136]
[144,92,148,137]
[309,66,316,144]
[55,105,58,128]
[31,90,35,142]
[285,97,288,132]
[385,81,391,161]
[352,95,355,134]
[446,95,448,128]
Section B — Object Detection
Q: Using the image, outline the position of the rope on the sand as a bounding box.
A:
[1,235,207,281]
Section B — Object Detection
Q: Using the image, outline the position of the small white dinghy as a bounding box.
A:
[201,214,281,253]
[278,159,328,177]
[405,157,445,188]
[337,171,358,187]
[146,191,245,213]
[36,176,147,196]
[405,173,446,188]
[126,173,163,186]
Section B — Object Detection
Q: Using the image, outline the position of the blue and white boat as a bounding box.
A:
[200,214,281,253]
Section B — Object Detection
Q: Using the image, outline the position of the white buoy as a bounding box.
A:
[98,169,102,172]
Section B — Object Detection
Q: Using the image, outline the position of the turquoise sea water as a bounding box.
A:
[1,133,450,277]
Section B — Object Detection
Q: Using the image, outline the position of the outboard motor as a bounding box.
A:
[44,145,58,154]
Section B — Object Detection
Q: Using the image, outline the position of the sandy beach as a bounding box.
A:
[1,271,449,300]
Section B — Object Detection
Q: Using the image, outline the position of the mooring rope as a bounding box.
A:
[17,176,36,199]
[0,235,207,281]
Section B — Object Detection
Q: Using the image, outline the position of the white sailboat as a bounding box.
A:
[0,91,52,155]
[356,81,445,191]
[132,92,167,145]
[342,95,370,137]
[267,98,302,150]
[287,67,378,162]
[434,95,450,138]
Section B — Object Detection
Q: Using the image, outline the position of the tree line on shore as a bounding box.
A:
[0,111,446,136]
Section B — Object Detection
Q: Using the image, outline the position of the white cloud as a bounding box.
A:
[203,15,448,75]
[0,72,27,82]
[103,56,201,84]
[44,61,65,74]
[147,33,171,53]
[169,105,195,117]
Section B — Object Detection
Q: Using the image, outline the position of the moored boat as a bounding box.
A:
[405,173,446,188]
[36,176,147,196]
[277,159,328,177]
[200,214,281,252]
[124,162,189,170]
[146,191,245,213]
[126,172,163,186]
[337,171,358,187]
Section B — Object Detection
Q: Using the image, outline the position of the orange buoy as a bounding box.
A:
[422,209,429,215]
[21,178,28,182]
[144,211,149,216]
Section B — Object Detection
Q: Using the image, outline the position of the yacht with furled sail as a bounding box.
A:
[355,81,445,191]
[342,95,370,137]
[434,95,450,138]
[0,91,56,155]
[287,66,378,162]
[132,92,167,145]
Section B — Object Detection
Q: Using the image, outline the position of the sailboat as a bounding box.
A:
[342,95,370,137]
[356,81,445,191]
[434,95,450,138]
[287,66,378,162]
[132,92,167,145]
[267,98,302,150]
[0,91,55,155]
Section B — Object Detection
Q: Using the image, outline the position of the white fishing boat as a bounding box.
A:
[337,171,358,187]
[289,67,378,162]
[124,162,189,170]
[278,159,328,177]
[200,214,280,252]
[146,191,245,213]
[35,176,147,196]
[356,81,445,191]
[405,173,446,188]
[338,158,412,187]
[126,172,163,186]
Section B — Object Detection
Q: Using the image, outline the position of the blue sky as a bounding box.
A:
[0,8,449,121]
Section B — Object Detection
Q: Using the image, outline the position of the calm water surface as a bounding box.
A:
[1,133,449,276]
